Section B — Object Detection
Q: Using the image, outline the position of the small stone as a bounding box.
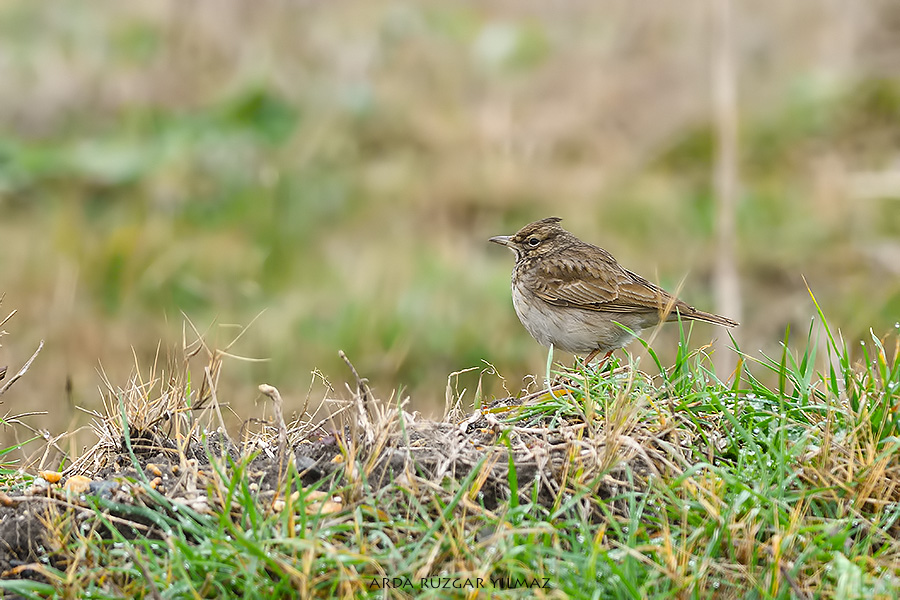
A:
[38,470,62,483]
[89,480,119,499]
[64,475,92,494]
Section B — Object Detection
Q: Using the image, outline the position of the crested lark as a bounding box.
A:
[490,217,738,363]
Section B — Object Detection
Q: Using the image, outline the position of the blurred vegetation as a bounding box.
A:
[1,1,899,439]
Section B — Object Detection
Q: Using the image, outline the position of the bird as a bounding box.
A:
[489,217,738,364]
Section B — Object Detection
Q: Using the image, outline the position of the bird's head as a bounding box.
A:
[489,217,568,260]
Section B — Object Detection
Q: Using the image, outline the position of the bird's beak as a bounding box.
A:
[489,235,512,247]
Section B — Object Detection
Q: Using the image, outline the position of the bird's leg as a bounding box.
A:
[583,349,614,370]
[583,348,602,364]
[596,350,614,370]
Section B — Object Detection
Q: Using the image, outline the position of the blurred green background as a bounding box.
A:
[1,1,899,439]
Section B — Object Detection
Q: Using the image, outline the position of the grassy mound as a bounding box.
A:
[0,306,899,598]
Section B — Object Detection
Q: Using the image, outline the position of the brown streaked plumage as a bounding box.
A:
[490,217,738,362]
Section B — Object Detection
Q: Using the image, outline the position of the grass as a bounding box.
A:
[1,307,898,599]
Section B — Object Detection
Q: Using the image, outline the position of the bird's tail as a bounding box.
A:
[668,305,739,328]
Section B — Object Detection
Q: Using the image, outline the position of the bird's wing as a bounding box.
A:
[532,248,678,314]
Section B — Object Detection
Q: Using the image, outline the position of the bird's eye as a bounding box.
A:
[527,237,541,247]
